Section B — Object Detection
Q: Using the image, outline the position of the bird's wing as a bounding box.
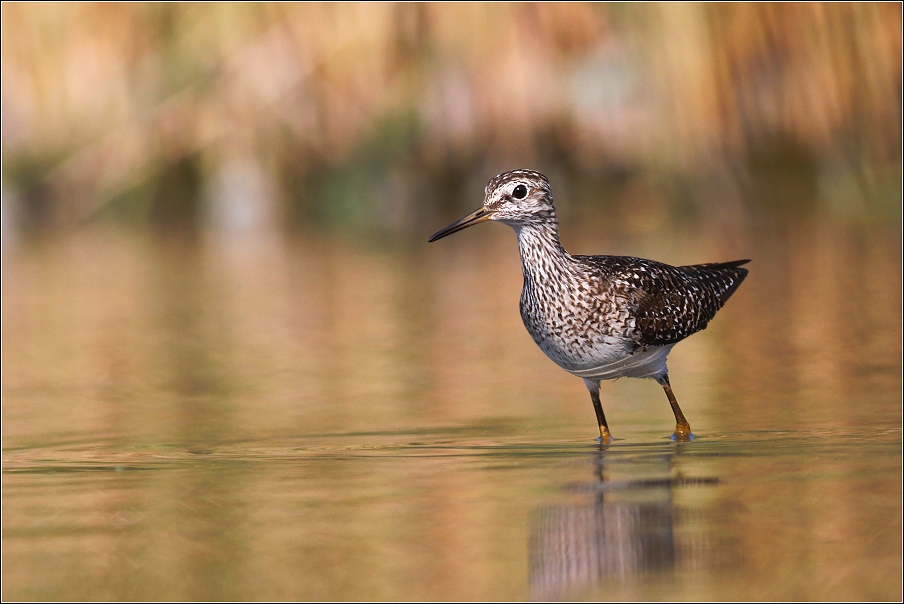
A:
[582,256,750,347]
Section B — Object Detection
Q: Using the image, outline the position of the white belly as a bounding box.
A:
[532,332,674,381]
[565,343,674,381]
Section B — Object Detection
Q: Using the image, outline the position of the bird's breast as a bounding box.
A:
[519,282,638,373]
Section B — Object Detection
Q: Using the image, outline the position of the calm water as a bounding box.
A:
[2,218,902,600]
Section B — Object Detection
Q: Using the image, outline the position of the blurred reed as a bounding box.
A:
[1,3,900,237]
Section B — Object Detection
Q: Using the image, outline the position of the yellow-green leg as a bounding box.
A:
[584,379,612,444]
[659,374,693,441]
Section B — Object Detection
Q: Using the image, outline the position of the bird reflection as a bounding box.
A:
[529,448,717,601]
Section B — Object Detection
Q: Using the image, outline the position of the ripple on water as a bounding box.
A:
[3,424,899,475]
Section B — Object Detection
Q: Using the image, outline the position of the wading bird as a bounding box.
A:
[428,169,749,442]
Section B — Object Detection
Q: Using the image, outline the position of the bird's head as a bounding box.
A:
[428,169,555,242]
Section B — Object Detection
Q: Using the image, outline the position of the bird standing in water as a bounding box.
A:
[428,169,749,443]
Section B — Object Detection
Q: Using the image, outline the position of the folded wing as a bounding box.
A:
[581,256,750,348]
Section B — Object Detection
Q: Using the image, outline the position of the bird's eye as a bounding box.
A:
[512,184,528,199]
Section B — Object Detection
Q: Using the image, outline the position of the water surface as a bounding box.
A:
[3,221,901,600]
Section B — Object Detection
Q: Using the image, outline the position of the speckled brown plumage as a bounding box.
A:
[576,255,749,348]
[429,169,750,442]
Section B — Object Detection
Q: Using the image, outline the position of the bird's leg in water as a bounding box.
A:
[659,374,692,441]
[585,379,612,444]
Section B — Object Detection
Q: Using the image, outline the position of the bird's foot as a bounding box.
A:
[670,424,694,442]
[597,427,613,445]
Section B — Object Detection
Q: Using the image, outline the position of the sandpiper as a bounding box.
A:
[428,169,749,443]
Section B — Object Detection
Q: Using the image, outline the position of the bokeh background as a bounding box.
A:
[2,4,902,601]
[2,2,901,238]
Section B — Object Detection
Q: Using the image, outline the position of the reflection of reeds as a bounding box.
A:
[1,4,900,233]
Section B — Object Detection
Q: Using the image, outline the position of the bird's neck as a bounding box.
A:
[514,219,573,284]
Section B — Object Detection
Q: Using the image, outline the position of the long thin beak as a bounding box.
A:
[428,207,493,242]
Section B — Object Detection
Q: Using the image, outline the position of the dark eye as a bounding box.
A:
[512,184,528,199]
